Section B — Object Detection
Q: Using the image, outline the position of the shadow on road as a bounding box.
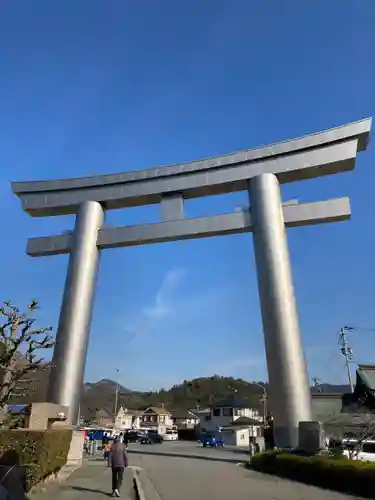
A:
[64,485,112,496]
[128,449,247,464]
[217,447,250,455]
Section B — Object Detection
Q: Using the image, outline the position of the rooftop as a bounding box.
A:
[222,416,261,429]
[144,406,171,415]
[172,409,200,419]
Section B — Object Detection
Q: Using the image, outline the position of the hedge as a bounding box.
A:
[0,429,72,491]
[249,450,375,498]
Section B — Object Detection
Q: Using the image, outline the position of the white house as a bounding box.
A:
[114,407,142,430]
[220,416,262,446]
[192,408,210,424]
[172,410,200,429]
[198,396,262,446]
[140,406,174,435]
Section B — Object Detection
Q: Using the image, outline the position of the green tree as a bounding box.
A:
[0,300,54,406]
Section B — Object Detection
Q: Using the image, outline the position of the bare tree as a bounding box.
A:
[0,300,54,407]
[326,412,375,459]
[344,413,375,460]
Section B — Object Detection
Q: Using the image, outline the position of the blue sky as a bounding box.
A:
[1,0,375,391]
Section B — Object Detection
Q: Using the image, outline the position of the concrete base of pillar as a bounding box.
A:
[26,402,69,430]
[298,421,325,453]
[67,430,85,466]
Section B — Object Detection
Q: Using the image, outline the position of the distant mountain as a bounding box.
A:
[9,369,353,420]
[10,372,269,418]
[80,378,352,419]
[84,379,132,393]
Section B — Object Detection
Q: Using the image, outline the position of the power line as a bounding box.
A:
[344,325,375,333]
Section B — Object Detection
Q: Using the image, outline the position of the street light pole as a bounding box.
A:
[230,382,268,422]
[247,382,268,423]
[228,383,268,449]
[114,368,120,427]
[260,394,267,424]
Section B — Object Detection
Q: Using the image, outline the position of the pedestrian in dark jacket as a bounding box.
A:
[108,436,128,497]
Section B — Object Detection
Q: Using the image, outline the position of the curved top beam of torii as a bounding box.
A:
[12,118,371,217]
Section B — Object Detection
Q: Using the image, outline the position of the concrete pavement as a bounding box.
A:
[31,460,135,499]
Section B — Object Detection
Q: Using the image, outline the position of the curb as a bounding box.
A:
[133,469,146,500]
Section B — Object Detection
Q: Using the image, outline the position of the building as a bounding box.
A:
[200,395,261,431]
[220,416,262,446]
[311,393,343,422]
[311,365,375,439]
[191,408,210,423]
[198,395,262,446]
[111,406,175,434]
[172,410,200,429]
[140,406,174,435]
[114,407,143,430]
[94,408,114,428]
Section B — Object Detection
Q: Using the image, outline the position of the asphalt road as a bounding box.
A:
[127,439,249,464]
[127,441,365,500]
[32,442,365,500]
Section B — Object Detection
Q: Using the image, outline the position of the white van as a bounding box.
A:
[342,439,375,462]
[163,429,179,441]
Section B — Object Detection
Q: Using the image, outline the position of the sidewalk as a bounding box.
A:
[30,460,135,499]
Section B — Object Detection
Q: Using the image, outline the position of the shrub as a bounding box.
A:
[249,451,375,498]
[0,429,72,491]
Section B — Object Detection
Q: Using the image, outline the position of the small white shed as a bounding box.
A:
[221,417,262,447]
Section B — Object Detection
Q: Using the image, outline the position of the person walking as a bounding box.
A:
[249,436,256,457]
[103,442,111,461]
[107,436,128,497]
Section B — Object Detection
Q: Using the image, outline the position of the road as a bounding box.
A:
[127,439,249,464]
[127,442,364,500]
[33,441,365,500]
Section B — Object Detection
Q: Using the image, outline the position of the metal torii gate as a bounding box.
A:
[12,118,371,448]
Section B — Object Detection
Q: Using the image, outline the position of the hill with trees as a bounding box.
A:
[9,369,350,420]
[78,376,349,418]
[10,371,268,418]
[101,375,269,415]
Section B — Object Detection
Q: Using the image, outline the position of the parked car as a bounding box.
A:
[163,430,179,441]
[140,432,163,444]
[201,433,224,448]
[342,439,375,462]
[123,431,139,443]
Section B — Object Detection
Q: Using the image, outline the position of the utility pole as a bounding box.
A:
[312,377,322,392]
[339,327,354,393]
[240,382,268,423]
[114,368,120,427]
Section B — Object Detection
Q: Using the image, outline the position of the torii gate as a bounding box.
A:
[12,118,371,448]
